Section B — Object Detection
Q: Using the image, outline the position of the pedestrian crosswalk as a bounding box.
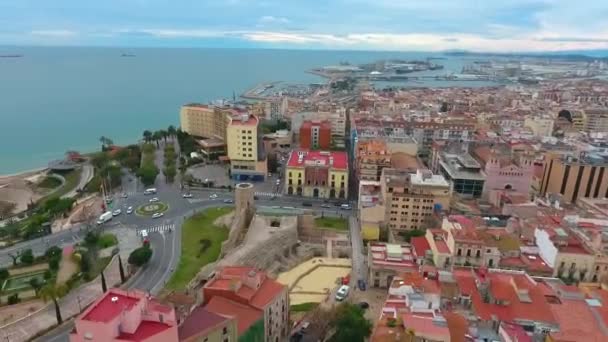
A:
[137,224,175,235]
[254,192,283,198]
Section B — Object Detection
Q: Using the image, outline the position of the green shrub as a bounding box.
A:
[7,293,20,305]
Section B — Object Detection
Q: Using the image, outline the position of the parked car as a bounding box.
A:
[126,206,133,214]
[182,193,193,198]
[223,199,234,204]
[340,204,352,210]
[149,197,159,203]
[120,193,128,198]
[335,285,350,301]
[209,193,218,199]
[357,279,366,291]
[112,209,122,216]
[320,204,331,208]
[152,212,164,219]
[302,202,313,207]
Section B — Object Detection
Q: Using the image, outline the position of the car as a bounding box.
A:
[209,194,218,199]
[126,206,133,214]
[149,197,159,203]
[335,285,350,301]
[152,212,164,219]
[358,302,370,310]
[357,279,367,291]
[275,179,281,185]
[320,204,331,208]
[112,209,122,216]
[223,199,234,204]
[182,193,193,198]
[120,193,128,198]
[267,173,272,177]
[340,204,352,210]
[302,202,313,207]
[105,198,113,204]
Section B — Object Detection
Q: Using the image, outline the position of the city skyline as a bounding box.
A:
[1,0,608,52]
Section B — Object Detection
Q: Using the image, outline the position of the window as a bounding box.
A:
[486,249,491,253]
[223,327,228,334]
[457,249,462,256]
[289,172,292,177]
[466,249,471,257]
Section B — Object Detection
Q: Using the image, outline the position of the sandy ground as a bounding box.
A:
[0,299,45,326]
[277,258,351,305]
[0,169,48,216]
[213,211,235,227]
[56,255,79,284]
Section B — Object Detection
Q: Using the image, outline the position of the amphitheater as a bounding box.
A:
[187,182,353,301]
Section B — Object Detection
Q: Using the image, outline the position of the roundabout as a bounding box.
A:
[135,201,169,216]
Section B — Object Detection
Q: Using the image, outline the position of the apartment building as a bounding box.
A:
[356,139,392,181]
[202,266,289,342]
[70,288,178,342]
[435,150,485,198]
[524,116,555,137]
[368,243,418,288]
[583,108,608,133]
[284,150,348,199]
[291,109,347,148]
[382,168,451,231]
[535,226,595,281]
[299,120,331,149]
[226,114,267,181]
[179,103,233,140]
[179,307,238,342]
[540,151,608,203]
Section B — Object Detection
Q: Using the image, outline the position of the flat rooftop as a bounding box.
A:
[439,155,486,181]
[287,150,348,170]
[83,291,140,323]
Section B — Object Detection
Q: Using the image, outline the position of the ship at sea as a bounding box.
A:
[121,53,136,57]
[0,54,23,58]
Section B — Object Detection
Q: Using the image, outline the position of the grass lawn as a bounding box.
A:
[1,270,46,293]
[290,302,319,312]
[165,207,233,290]
[97,233,118,249]
[315,217,348,231]
[38,169,82,204]
[37,176,63,189]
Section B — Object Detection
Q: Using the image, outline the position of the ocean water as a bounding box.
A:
[0,47,496,174]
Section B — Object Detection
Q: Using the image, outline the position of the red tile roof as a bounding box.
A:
[205,296,262,334]
[410,236,431,259]
[82,291,140,323]
[548,298,608,342]
[250,277,285,309]
[116,321,174,342]
[369,243,417,270]
[179,307,230,341]
[286,150,348,170]
[401,313,450,340]
[453,269,556,324]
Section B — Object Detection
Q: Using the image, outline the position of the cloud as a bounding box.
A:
[258,16,290,25]
[30,30,77,37]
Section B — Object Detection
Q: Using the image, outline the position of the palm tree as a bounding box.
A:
[29,278,43,296]
[152,131,162,148]
[99,136,111,150]
[167,125,177,139]
[40,283,68,325]
[143,130,152,143]
[159,129,168,142]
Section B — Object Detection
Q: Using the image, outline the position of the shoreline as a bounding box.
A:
[0,167,48,181]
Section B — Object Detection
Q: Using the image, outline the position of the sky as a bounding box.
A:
[1,0,608,52]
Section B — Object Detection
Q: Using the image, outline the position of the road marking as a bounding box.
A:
[137,224,174,235]
[254,192,283,197]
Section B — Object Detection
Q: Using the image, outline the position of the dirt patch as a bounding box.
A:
[0,299,45,326]
[56,254,79,285]
[8,263,49,276]
[213,211,234,227]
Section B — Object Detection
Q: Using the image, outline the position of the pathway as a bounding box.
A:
[61,163,93,199]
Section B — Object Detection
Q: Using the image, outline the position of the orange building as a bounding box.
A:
[299,120,331,149]
[356,139,392,181]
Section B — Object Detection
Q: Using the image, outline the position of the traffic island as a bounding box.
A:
[135,202,169,216]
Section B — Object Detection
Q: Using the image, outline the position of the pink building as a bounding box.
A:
[472,145,534,196]
[70,288,178,342]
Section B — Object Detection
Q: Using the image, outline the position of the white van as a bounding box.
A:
[340,204,351,210]
[335,285,350,301]
[143,188,157,195]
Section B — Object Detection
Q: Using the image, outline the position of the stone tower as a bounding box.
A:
[235,182,255,213]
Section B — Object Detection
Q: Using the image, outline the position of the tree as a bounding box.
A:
[152,131,162,148]
[0,268,9,282]
[128,245,153,267]
[8,252,20,266]
[90,152,110,169]
[29,278,43,296]
[143,130,152,143]
[101,271,107,293]
[167,125,177,138]
[118,254,126,283]
[40,284,68,325]
[137,163,159,186]
[99,136,114,150]
[20,249,34,265]
[330,303,372,342]
[159,129,168,142]
[164,165,177,183]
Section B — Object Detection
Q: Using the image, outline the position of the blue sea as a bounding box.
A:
[0,47,497,174]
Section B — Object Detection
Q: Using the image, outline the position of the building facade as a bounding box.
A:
[70,288,178,342]
[227,114,267,181]
[356,139,392,182]
[179,104,232,140]
[382,168,451,231]
[285,150,349,199]
[178,307,238,342]
[299,120,331,150]
[368,243,418,288]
